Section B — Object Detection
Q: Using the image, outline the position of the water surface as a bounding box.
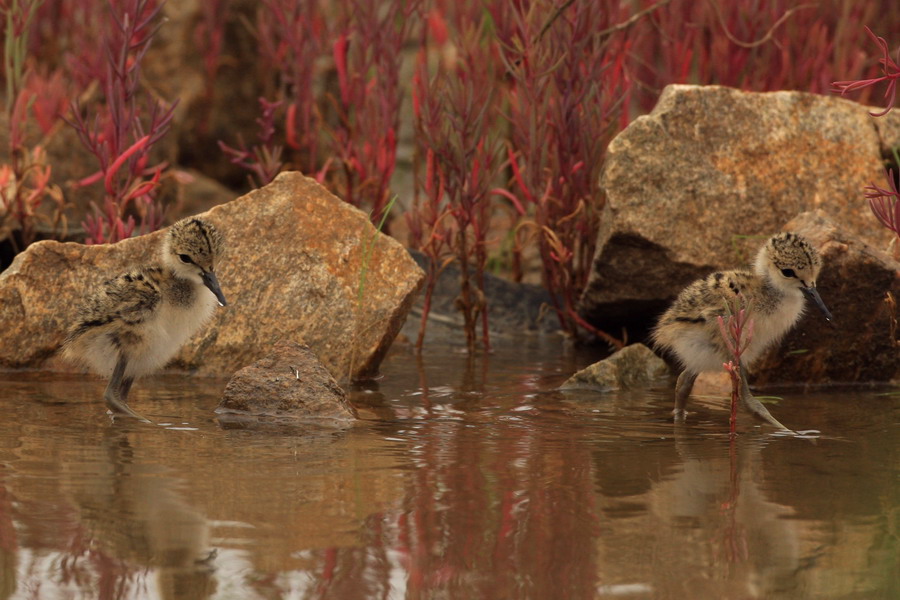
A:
[0,338,897,599]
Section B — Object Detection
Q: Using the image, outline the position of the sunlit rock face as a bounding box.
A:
[0,172,424,381]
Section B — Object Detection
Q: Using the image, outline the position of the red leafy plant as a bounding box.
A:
[833,26,900,117]
[832,28,900,256]
[716,297,755,435]
[405,60,455,351]
[327,0,422,230]
[66,0,174,244]
[864,170,900,262]
[218,97,284,189]
[411,18,502,353]
[716,294,753,565]
[634,1,888,114]
[866,170,900,235]
[0,0,66,255]
[254,0,328,177]
[496,0,630,346]
[192,0,231,133]
[405,29,456,351]
[231,0,419,230]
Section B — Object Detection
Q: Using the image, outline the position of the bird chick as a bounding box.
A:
[652,232,832,430]
[63,217,227,422]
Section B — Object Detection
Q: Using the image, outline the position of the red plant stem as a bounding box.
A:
[103,135,149,194]
[728,363,739,435]
[411,14,499,353]
[218,97,284,188]
[323,0,420,231]
[416,276,437,350]
[720,430,746,563]
[568,310,624,350]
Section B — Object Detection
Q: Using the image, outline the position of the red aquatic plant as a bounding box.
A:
[412,17,502,353]
[632,0,885,113]
[716,297,755,435]
[833,29,900,247]
[25,69,71,136]
[66,0,174,244]
[865,170,900,240]
[407,44,456,350]
[498,0,629,346]
[833,27,900,116]
[218,97,284,188]
[254,0,328,177]
[27,0,107,88]
[192,0,230,132]
[327,0,422,230]
[0,0,67,255]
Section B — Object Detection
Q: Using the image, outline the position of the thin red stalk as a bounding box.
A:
[0,0,69,254]
[717,300,753,435]
[218,97,284,188]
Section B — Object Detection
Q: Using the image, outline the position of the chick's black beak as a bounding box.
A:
[802,286,832,322]
[202,271,227,307]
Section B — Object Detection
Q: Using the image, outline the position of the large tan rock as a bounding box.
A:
[753,210,900,385]
[0,172,424,380]
[579,85,895,331]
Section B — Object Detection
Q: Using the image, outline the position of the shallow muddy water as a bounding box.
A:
[0,338,897,599]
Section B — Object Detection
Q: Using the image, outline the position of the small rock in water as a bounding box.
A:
[218,341,358,423]
[560,343,669,392]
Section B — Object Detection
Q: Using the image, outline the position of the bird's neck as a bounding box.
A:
[166,270,202,307]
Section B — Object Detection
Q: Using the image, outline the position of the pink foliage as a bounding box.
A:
[833,27,900,116]
[66,0,174,244]
[256,0,327,175]
[717,301,755,434]
[865,170,900,237]
[218,97,284,188]
[327,0,422,229]
[411,16,503,353]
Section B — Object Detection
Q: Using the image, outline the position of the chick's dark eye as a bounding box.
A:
[179,254,192,264]
[780,268,796,278]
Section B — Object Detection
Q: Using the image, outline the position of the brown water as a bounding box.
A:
[0,338,897,600]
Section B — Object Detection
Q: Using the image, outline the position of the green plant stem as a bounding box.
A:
[358,194,398,306]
